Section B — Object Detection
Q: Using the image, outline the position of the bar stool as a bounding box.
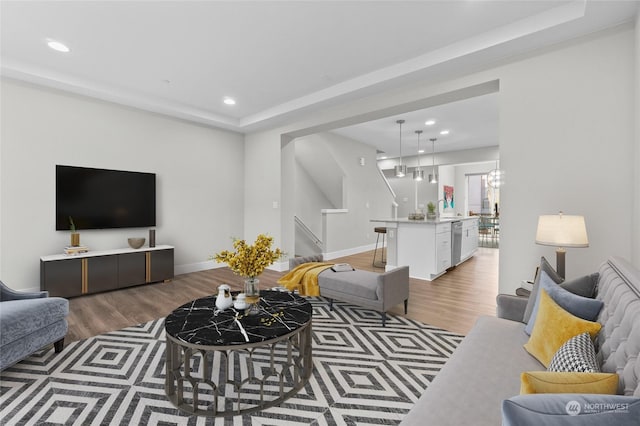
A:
[373,227,387,267]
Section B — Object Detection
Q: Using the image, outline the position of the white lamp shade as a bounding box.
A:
[535,214,589,248]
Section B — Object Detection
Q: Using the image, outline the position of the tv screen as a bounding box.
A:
[56,165,156,230]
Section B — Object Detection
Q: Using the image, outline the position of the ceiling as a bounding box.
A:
[2,1,638,155]
[332,92,499,160]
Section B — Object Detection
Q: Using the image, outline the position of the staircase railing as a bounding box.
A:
[378,166,396,199]
[378,166,398,218]
[294,216,323,250]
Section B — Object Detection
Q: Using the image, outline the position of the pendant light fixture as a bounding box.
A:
[413,130,424,181]
[429,137,438,184]
[487,159,504,188]
[394,119,407,177]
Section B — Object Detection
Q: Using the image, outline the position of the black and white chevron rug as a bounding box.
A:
[0,298,463,425]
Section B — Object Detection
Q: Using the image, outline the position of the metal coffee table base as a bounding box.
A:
[165,322,312,417]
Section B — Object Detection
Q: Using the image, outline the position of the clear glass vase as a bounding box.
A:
[244,277,260,314]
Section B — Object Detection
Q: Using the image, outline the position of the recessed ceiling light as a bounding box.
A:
[425,120,436,126]
[440,129,450,135]
[223,97,236,105]
[46,39,70,53]
[380,156,387,160]
[418,150,425,154]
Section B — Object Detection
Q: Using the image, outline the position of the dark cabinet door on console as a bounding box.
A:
[86,256,118,294]
[41,258,82,298]
[150,249,174,282]
[118,252,146,288]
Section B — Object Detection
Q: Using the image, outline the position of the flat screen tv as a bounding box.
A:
[56,165,156,230]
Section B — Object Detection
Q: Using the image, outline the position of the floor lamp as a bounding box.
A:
[535,212,589,279]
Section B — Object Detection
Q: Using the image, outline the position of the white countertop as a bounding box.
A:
[41,244,174,261]
[371,217,478,224]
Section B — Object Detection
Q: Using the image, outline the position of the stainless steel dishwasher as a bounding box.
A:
[451,220,463,265]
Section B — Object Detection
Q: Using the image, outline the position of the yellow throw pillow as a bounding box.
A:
[523,289,601,367]
[520,371,619,394]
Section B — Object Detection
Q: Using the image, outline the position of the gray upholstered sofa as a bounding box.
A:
[288,255,409,326]
[0,280,69,370]
[401,257,640,425]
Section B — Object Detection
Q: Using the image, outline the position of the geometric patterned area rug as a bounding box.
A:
[0,297,463,425]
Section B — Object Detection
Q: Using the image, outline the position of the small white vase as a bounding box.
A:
[234,293,247,310]
[215,284,234,311]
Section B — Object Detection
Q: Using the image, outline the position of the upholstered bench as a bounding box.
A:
[289,255,410,326]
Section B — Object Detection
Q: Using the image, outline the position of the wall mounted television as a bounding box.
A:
[56,165,156,230]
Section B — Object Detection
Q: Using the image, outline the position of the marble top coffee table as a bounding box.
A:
[164,290,313,417]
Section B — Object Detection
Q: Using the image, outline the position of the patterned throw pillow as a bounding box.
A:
[548,332,600,373]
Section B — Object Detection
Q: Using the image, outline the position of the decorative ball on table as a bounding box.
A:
[211,234,284,314]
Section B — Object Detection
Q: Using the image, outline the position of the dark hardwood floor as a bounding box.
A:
[66,247,499,342]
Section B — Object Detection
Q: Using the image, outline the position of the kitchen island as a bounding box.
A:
[371,217,479,281]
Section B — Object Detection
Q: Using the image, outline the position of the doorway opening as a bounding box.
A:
[467,173,500,248]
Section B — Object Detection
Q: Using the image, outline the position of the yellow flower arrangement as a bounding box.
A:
[212,234,283,278]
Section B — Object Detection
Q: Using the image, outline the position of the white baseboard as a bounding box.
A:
[323,243,377,261]
[175,260,225,276]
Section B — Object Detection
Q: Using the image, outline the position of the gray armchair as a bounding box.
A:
[0,280,69,370]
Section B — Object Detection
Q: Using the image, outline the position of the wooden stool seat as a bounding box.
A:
[373,227,387,267]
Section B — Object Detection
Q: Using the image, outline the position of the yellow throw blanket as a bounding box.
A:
[277,262,334,296]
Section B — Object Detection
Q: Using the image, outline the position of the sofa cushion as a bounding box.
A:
[400,316,545,425]
[0,297,69,346]
[548,332,600,373]
[560,272,600,298]
[523,257,564,323]
[318,269,379,300]
[520,371,618,394]
[525,271,604,335]
[595,257,640,396]
[524,289,601,367]
[0,319,67,370]
[502,394,640,426]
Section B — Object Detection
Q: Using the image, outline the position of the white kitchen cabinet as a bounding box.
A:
[375,217,477,281]
[461,219,479,262]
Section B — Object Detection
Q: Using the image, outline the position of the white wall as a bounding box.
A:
[295,138,344,209]
[244,129,282,243]
[7,26,635,298]
[384,172,439,218]
[0,79,245,290]
[244,26,637,295]
[294,163,333,237]
[297,132,394,255]
[499,28,635,289]
[634,10,640,267]
[294,157,332,257]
